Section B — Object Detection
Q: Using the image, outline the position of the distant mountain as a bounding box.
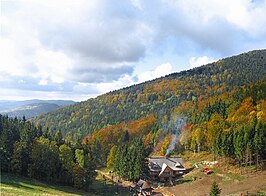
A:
[0,100,75,119]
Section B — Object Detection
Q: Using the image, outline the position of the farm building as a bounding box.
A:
[148,157,186,182]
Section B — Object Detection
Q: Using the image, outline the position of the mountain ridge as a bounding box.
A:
[0,100,75,119]
[34,49,266,139]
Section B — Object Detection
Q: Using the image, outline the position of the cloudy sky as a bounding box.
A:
[1,0,266,101]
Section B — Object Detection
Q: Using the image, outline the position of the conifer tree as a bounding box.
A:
[210,181,221,196]
[54,129,64,146]
[107,145,117,169]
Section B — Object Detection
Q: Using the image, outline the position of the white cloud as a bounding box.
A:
[168,0,266,36]
[189,56,215,68]
[131,0,143,10]
[138,63,172,83]
[38,79,48,86]
[34,49,73,84]
[96,74,136,94]
[1,0,266,101]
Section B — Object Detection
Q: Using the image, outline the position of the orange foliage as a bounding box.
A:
[84,115,157,152]
[144,132,152,147]
[179,123,193,149]
[229,97,256,124]
[257,99,266,122]
[173,101,194,115]
[127,115,156,136]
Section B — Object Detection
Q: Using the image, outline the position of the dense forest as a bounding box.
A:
[0,115,97,189]
[34,50,266,136]
[33,50,266,167]
[0,115,150,187]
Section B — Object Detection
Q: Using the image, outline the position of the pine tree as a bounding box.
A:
[210,181,221,196]
[54,129,64,146]
[83,153,96,189]
[123,130,130,142]
[75,149,85,168]
[254,121,264,170]
[107,145,117,169]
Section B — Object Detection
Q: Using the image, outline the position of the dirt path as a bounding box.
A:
[164,171,266,196]
[95,170,165,195]
[95,169,138,191]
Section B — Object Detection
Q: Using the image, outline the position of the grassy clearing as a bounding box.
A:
[0,173,89,196]
[91,173,131,196]
[0,172,131,196]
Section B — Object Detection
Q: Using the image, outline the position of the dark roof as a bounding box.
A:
[148,157,185,171]
[136,179,152,190]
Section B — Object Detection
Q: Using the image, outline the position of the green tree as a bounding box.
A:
[123,130,130,142]
[73,166,85,189]
[54,129,64,146]
[254,121,265,170]
[0,116,20,172]
[59,144,74,184]
[75,149,85,168]
[91,138,104,166]
[131,139,147,180]
[73,152,96,189]
[233,128,245,166]
[11,141,24,175]
[210,181,221,196]
[59,144,74,171]
[28,137,59,180]
[83,153,96,189]
[107,145,117,169]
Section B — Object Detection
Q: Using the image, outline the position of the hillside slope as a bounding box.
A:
[1,173,88,196]
[34,49,266,137]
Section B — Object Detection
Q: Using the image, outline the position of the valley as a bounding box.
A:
[1,49,266,195]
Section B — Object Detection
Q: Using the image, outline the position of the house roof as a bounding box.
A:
[136,179,152,190]
[159,163,169,176]
[148,157,186,171]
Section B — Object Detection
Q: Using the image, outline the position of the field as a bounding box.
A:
[0,173,130,196]
[0,173,88,196]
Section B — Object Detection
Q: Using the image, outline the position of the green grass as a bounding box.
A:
[0,173,131,196]
[92,173,131,196]
[0,173,90,196]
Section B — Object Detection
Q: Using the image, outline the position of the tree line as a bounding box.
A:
[108,139,149,182]
[179,94,266,168]
[0,115,96,190]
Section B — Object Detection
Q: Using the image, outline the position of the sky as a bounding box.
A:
[1,0,266,101]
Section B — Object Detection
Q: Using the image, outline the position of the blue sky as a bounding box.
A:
[1,0,266,101]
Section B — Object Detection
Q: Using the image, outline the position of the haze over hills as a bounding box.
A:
[0,100,75,119]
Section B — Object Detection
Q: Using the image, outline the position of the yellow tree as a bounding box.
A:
[207,114,224,155]
[160,133,172,155]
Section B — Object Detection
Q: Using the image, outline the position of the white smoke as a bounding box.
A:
[165,116,186,156]
[166,134,177,156]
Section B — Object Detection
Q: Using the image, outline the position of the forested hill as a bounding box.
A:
[34,49,266,140]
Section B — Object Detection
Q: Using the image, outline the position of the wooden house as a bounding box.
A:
[148,157,186,182]
[134,179,153,195]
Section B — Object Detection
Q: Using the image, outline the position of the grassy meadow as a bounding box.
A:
[0,173,131,196]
